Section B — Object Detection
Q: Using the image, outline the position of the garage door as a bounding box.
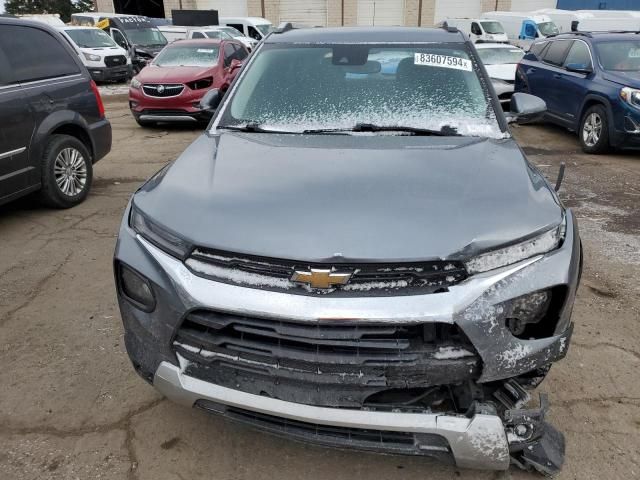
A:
[357,0,405,26]
[434,0,481,25]
[510,0,556,10]
[196,0,248,16]
[278,0,328,27]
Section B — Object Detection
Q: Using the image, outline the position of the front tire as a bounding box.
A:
[579,105,609,154]
[39,135,93,209]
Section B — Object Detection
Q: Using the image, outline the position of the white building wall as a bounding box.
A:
[510,0,556,11]
[434,0,482,24]
[196,0,248,16]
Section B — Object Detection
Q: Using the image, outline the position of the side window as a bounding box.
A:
[247,26,261,41]
[233,44,248,61]
[542,40,571,67]
[112,29,128,49]
[530,41,549,59]
[228,23,244,34]
[191,31,205,39]
[471,22,482,35]
[0,25,80,83]
[0,46,11,85]
[524,23,536,38]
[563,41,592,68]
[223,43,235,67]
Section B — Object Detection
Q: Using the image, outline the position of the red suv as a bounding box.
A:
[129,39,247,126]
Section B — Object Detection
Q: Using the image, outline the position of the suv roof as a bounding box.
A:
[265,26,465,44]
[544,31,640,41]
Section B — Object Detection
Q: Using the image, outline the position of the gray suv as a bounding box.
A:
[115,26,581,475]
[0,18,111,208]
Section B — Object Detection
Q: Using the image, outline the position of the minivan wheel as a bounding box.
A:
[39,135,93,208]
[579,105,609,154]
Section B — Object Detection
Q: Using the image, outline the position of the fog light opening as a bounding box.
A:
[118,263,156,311]
[504,288,565,340]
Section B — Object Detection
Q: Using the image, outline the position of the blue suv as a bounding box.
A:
[515,32,640,153]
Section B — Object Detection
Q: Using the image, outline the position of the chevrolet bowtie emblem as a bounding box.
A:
[291,268,352,289]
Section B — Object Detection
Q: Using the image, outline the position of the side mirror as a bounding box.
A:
[200,89,221,112]
[507,92,547,124]
[565,63,592,74]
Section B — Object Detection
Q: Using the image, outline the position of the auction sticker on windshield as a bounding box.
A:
[414,53,472,72]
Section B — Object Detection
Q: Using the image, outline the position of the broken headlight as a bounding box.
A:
[130,204,191,259]
[465,217,566,274]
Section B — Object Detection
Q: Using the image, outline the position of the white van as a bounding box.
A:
[218,17,273,41]
[17,14,66,26]
[535,9,639,33]
[481,12,559,47]
[443,18,508,43]
[158,25,257,50]
[56,26,132,82]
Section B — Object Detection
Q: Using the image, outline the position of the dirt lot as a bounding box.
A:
[1,96,639,480]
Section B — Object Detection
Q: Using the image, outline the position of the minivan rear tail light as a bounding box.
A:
[90,80,105,118]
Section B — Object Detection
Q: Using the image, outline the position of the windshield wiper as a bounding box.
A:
[303,123,459,136]
[218,123,293,134]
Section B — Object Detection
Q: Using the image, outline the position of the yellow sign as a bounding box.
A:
[96,19,110,30]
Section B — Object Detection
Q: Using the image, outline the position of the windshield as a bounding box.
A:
[65,28,117,48]
[153,45,219,67]
[255,23,273,36]
[221,26,244,38]
[538,21,559,37]
[480,21,505,35]
[125,27,167,47]
[596,40,640,71]
[477,47,524,65]
[219,44,502,138]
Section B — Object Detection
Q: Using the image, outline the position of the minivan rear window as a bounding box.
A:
[0,25,80,83]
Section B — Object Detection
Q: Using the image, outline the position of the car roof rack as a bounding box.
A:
[546,31,593,38]
[440,23,459,34]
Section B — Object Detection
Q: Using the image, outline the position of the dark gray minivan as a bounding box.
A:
[0,17,111,208]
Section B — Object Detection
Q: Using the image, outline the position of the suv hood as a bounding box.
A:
[137,65,215,83]
[602,70,640,89]
[134,133,562,262]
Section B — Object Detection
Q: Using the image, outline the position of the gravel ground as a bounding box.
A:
[1,98,638,480]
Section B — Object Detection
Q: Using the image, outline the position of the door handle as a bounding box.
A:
[526,67,536,74]
[553,73,562,79]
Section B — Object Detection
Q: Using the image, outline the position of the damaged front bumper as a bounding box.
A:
[155,360,563,474]
[115,203,580,475]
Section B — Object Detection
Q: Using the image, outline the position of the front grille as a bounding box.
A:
[104,55,127,68]
[185,249,468,296]
[172,309,481,407]
[142,83,184,97]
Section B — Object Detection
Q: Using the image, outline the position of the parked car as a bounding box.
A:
[0,18,111,208]
[115,26,581,475]
[129,39,248,126]
[219,16,273,41]
[159,25,258,51]
[56,26,132,82]
[516,32,640,153]
[71,13,168,73]
[443,18,508,43]
[476,43,525,109]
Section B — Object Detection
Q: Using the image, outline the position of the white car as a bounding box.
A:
[57,26,132,82]
[475,43,525,110]
[158,25,257,51]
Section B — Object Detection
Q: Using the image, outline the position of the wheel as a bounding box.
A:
[39,134,93,208]
[579,105,609,154]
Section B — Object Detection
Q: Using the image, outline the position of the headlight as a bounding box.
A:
[130,77,142,89]
[620,87,640,109]
[465,218,566,274]
[83,52,101,62]
[130,204,191,258]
